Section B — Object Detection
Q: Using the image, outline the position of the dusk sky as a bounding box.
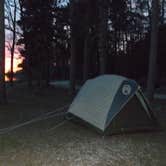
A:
[5,47,23,73]
[5,32,23,73]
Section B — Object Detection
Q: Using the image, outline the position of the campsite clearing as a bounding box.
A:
[0,83,165,166]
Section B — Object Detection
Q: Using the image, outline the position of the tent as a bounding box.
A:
[68,75,159,134]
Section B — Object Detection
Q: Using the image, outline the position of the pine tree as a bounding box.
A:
[18,0,54,87]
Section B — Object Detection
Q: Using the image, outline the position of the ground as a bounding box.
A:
[0,83,166,166]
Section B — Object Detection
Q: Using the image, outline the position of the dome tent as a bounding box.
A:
[68,75,158,134]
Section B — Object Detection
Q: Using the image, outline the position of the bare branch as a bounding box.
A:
[5,25,22,36]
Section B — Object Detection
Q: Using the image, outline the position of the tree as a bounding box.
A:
[69,0,77,93]
[98,0,108,74]
[52,2,70,80]
[5,0,20,86]
[18,0,54,87]
[0,0,6,103]
[81,0,91,82]
[147,0,159,101]
[82,0,98,82]
[161,0,165,24]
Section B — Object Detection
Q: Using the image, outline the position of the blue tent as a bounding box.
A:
[68,75,159,134]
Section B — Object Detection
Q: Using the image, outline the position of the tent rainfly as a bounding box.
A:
[68,75,159,134]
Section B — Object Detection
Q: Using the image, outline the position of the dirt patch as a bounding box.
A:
[0,121,165,166]
[0,84,166,166]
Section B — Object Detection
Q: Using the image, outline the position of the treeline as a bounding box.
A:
[17,0,70,87]
[16,0,165,89]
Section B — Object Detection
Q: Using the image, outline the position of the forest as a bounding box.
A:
[0,0,164,101]
[0,0,166,165]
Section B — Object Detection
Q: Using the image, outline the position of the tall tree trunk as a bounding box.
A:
[83,35,89,83]
[83,1,90,83]
[147,0,152,32]
[10,0,17,87]
[45,51,50,87]
[161,0,165,24]
[18,0,32,87]
[69,0,76,93]
[0,0,7,103]
[26,47,32,87]
[98,0,108,74]
[147,0,159,101]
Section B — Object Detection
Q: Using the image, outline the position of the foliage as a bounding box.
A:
[17,0,166,87]
[18,0,57,85]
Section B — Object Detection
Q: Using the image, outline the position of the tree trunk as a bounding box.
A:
[10,0,17,87]
[69,0,76,93]
[45,52,50,87]
[147,0,159,101]
[147,0,152,32]
[98,0,107,74]
[18,0,32,88]
[0,0,7,103]
[83,1,90,83]
[161,0,165,24]
[83,35,89,83]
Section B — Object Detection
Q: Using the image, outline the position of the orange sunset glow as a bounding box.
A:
[5,48,23,73]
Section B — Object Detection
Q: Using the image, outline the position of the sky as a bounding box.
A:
[5,47,23,73]
[5,0,23,74]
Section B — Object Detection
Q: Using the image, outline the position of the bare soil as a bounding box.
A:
[0,83,166,166]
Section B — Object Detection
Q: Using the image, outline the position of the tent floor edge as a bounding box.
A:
[67,114,104,134]
[68,113,162,136]
[104,124,162,136]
